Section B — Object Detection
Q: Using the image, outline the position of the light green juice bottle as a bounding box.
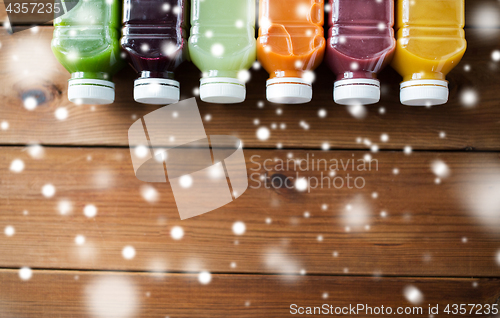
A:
[189,0,256,104]
[52,0,124,105]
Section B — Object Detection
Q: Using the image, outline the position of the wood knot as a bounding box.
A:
[21,90,46,107]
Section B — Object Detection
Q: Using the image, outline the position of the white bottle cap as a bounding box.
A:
[334,78,380,105]
[68,79,115,105]
[200,77,246,104]
[400,79,449,106]
[134,78,180,105]
[266,77,312,104]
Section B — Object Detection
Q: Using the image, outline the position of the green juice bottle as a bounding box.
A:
[52,0,124,105]
[189,0,256,104]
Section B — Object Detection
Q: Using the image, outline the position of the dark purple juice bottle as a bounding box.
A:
[121,0,188,104]
[326,0,395,105]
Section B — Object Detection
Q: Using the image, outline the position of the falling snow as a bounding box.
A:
[58,200,73,215]
[341,196,372,232]
[42,184,56,198]
[23,97,37,110]
[232,221,246,235]
[86,276,138,318]
[9,159,24,173]
[492,50,500,62]
[26,144,44,159]
[75,235,85,245]
[256,127,270,141]
[299,121,310,130]
[134,145,149,159]
[122,246,136,260]
[170,226,184,240]
[19,267,32,281]
[211,43,224,57]
[140,185,159,203]
[404,146,412,155]
[179,175,193,188]
[471,3,500,28]
[295,178,308,192]
[4,225,15,237]
[55,107,68,120]
[302,71,315,83]
[198,271,212,285]
[347,104,368,119]
[460,89,479,108]
[1,121,9,130]
[83,204,97,218]
[403,285,424,305]
[431,160,450,178]
[237,70,251,83]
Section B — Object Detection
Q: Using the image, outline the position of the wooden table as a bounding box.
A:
[0,1,499,317]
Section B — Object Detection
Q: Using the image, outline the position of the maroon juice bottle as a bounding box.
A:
[326,0,395,105]
[121,0,188,104]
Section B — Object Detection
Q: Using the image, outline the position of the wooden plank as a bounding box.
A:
[0,269,499,317]
[1,0,499,27]
[0,27,500,150]
[0,147,499,276]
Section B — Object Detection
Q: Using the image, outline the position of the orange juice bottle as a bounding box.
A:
[257,0,325,104]
[391,0,466,106]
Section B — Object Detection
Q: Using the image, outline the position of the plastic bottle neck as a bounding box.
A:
[403,72,446,83]
[139,71,175,80]
[71,72,111,81]
[337,71,378,82]
[203,70,238,79]
[270,70,304,79]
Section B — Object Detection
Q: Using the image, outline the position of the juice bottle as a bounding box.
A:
[121,0,188,105]
[391,0,466,106]
[189,0,256,104]
[257,0,325,104]
[326,0,395,106]
[52,0,124,105]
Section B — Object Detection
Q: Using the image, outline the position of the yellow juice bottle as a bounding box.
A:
[391,0,466,106]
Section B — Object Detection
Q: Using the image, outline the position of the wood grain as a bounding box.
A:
[0,269,499,317]
[0,1,499,314]
[0,147,499,276]
[0,26,499,149]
